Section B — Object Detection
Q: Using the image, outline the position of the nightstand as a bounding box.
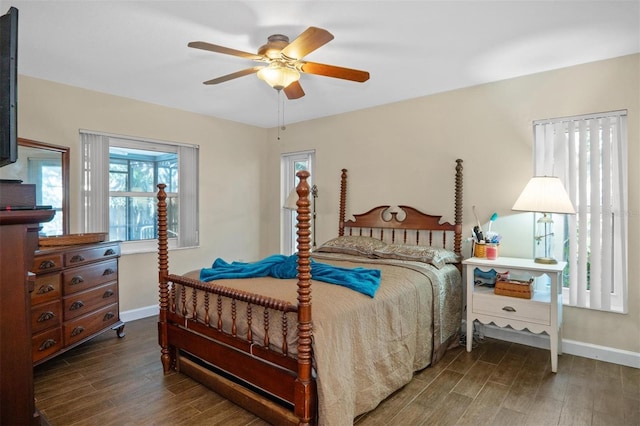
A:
[463,256,567,373]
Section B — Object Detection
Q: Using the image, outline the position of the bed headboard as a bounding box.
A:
[338,159,463,256]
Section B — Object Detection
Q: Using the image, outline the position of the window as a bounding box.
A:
[281,150,315,255]
[533,111,628,312]
[81,131,199,253]
[109,147,178,242]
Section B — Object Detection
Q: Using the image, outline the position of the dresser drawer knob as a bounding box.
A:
[104,248,116,256]
[69,301,85,311]
[103,289,115,298]
[103,268,115,276]
[70,276,84,285]
[37,311,56,322]
[71,326,85,337]
[37,284,56,294]
[38,339,57,351]
[70,254,86,263]
[502,306,516,312]
[103,312,115,321]
[38,260,56,270]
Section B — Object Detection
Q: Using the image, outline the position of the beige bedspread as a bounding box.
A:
[177,253,462,425]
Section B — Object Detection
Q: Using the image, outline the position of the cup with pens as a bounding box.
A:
[472,209,501,259]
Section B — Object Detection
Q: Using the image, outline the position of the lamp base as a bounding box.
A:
[534,256,558,265]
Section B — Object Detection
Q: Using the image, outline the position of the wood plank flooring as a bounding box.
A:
[34,317,639,425]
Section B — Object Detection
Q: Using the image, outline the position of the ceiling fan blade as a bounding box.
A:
[284,80,305,99]
[203,66,263,85]
[281,27,334,60]
[188,41,264,61]
[300,61,370,82]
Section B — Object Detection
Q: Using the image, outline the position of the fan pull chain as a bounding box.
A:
[277,89,286,140]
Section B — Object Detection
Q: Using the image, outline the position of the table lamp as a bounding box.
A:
[512,176,576,264]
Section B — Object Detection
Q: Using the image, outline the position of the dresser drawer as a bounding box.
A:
[63,303,119,346]
[31,300,62,334]
[30,241,122,366]
[472,292,550,325]
[31,272,62,305]
[32,253,64,274]
[63,282,118,321]
[62,259,118,295]
[32,327,63,363]
[64,243,120,267]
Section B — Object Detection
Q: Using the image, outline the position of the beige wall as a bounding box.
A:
[17,53,639,355]
[18,76,268,313]
[264,54,639,354]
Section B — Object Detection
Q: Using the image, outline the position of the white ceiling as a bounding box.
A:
[5,1,640,128]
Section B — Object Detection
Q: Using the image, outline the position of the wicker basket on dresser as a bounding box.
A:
[31,240,125,365]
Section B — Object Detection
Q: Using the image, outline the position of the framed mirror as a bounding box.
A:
[0,138,69,235]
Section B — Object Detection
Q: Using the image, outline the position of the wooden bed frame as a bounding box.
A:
[157,159,464,425]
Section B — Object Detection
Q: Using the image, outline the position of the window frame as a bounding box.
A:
[80,130,199,255]
[281,150,315,255]
[108,148,178,243]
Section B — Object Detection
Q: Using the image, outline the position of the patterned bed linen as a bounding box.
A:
[311,252,463,357]
[175,253,462,425]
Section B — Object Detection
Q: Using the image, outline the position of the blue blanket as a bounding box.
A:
[199,254,381,297]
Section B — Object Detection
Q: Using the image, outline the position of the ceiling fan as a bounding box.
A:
[188,26,370,99]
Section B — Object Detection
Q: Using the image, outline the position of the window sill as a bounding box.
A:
[118,239,198,255]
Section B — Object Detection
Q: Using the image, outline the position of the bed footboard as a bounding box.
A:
[163,272,301,402]
[157,171,316,425]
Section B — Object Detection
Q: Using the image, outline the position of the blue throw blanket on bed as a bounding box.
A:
[199,254,381,297]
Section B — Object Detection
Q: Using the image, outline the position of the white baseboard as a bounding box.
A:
[561,339,640,369]
[463,320,640,369]
[121,305,158,323]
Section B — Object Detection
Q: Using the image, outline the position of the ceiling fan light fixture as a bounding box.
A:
[257,61,300,91]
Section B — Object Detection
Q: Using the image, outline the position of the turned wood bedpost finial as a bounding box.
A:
[156,183,171,374]
[294,170,316,424]
[338,168,348,236]
[454,159,463,257]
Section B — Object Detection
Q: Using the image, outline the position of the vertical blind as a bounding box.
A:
[81,133,110,233]
[178,144,199,247]
[533,111,628,312]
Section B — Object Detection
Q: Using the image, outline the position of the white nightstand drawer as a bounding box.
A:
[473,292,550,325]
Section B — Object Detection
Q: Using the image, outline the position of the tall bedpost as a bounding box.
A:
[293,170,316,425]
[338,168,348,236]
[454,159,464,258]
[157,183,171,374]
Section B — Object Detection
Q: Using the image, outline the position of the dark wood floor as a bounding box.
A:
[34,316,639,425]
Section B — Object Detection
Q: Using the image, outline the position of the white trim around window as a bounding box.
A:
[80,130,199,254]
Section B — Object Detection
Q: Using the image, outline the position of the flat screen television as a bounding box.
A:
[0,7,18,168]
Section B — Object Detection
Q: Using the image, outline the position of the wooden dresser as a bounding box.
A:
[0,208,55,425]
[31,241,125,365]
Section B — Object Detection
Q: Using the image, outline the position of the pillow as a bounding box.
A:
[315,235,387,257]
[372,244,461,269]
[429,247,461,265]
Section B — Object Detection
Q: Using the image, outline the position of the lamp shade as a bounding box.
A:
[257,62,300,90]
[512,176,576,214]
[283,188,298,210]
